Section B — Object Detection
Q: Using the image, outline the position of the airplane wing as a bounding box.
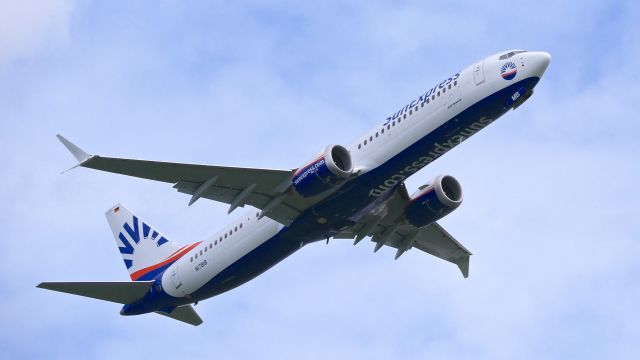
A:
[333,183,472,278]
[57,135,317,225]
[57,135,471,276]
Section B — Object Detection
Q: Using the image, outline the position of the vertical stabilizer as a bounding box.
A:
[106,204,188,281]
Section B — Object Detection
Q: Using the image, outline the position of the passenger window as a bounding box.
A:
[235,226,237,232]
[200,250,203,256]
[225,234,227,239]
[375,132,378,138]
[387,124,390,130]
[437,91,440,96]
[190,257,193,262]
[398,118,402,123]
[421,102,424,107]
[442,88,446,93]
[204,247,207,252]
[210,243,213,249]
[454,80,457,86]
[392,121,396,126]
[369,136,373,142]
[364,139,367,145]
[195,253,198,259]
[448,84,451,90]
[409,110,412,115]
[432,95,435,100]
[229,230,232,236]
[426,98,430,104]
[215,240,217,245]
[358,144,361,149]
[381,128,384,134]
[403,114,406,119]
[240,223,243,229]
[415,106,418,112]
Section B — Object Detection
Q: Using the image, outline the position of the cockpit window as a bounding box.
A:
[499,50,527,60]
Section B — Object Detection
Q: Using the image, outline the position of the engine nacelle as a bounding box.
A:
[404,175,463,228]
[292,145,353,198]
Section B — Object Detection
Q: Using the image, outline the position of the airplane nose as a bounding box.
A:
[532,51,551,77]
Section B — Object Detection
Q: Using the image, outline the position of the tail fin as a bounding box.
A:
[106,204,188,281]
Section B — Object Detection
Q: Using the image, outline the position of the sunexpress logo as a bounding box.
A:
[118,216,168,269]
[369,117,494,197]
[293,158,325,185]
[383,72,460,126]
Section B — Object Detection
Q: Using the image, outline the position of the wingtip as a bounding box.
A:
[57,134,92,163]
[456,256,470,278]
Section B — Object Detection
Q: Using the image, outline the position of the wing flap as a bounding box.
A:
[173,180,302,224]
[37,281,154,304]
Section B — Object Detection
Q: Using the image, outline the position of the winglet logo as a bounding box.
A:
[117,216,169,269]
[500,61,517,80]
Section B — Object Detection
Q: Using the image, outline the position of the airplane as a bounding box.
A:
[39,50,551,326]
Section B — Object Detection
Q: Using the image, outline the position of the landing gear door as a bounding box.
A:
[473,61,485,85]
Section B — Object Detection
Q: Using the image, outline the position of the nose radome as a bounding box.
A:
[532,51,551,77]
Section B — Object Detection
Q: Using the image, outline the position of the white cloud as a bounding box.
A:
[0,0,76,68]
[1,1,639,359]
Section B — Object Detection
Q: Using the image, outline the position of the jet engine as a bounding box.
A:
[292,145,353,198]
[404,175,463,228]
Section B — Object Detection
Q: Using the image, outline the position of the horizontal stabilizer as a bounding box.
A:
[37,281,153,304]
[156,305,203,326]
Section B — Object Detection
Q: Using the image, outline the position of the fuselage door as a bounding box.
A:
[170,266,183,293]
[473,61,485,85]
[446,77,460,108]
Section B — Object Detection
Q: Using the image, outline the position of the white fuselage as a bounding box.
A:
[161,50,551,301]
[163,211,282,297]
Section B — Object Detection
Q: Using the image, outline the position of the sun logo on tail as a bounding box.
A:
[117,216,169,269]
[500,61,517,80]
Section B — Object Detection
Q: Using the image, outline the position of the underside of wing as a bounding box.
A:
[335,183,472,278]
[411,223,471,277]
[58,135,316,225]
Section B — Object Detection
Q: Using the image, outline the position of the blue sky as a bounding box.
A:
[1,1,639,359]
